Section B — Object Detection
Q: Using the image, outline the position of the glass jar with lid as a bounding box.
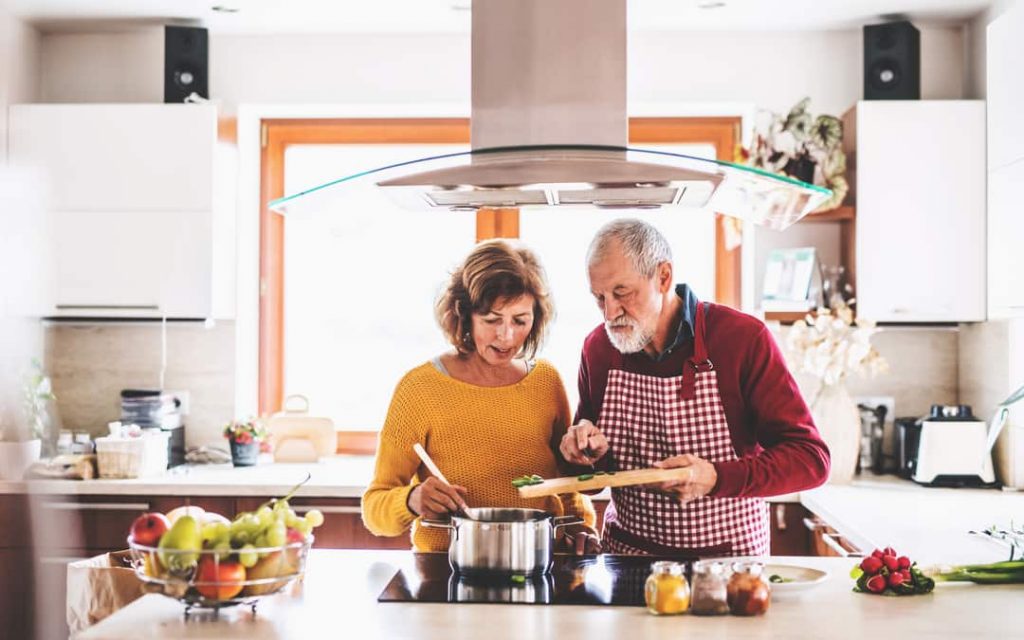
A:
[643,560,690,615]
[690,560,729,615]
[727,561,771,616]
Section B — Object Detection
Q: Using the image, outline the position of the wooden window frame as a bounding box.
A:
[258,116,741,452]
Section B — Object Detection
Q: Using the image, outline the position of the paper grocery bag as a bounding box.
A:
[66,550,144,634]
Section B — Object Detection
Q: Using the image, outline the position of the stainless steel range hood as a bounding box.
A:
[270,0,830,230]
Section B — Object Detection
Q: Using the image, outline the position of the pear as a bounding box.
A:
[157,515,202,574]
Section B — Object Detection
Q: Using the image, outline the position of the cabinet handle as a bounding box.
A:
[56,304,160,310]
[802,517,822,532]
[820,532,850,557]
[39,555,92,565]
[293,505,362,515]
[774,504,787,531]
[41,501,151,511]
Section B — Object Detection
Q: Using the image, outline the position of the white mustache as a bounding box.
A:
[606,316,636,329]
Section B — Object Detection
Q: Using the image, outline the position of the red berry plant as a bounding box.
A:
[850,546,935,596]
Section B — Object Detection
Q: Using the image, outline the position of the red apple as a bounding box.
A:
[129,512,171,547]
[195,555,246,601]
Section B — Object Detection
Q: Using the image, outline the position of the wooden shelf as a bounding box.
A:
[801,205,855,223]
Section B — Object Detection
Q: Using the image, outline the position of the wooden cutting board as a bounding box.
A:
[516,467,694,498]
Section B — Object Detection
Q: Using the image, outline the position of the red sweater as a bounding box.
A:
[575,295,830,498]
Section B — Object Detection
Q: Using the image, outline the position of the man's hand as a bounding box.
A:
[651,454,718,503]
[408,477,469,519]
[557,524,602,556]
[559,419,609,466]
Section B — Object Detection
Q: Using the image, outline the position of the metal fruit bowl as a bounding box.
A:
[127,536,313,615]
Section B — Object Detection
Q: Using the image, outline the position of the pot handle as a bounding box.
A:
[420,518,459,541]
[551,515,583,538]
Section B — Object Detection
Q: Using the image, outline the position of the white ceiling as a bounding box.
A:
[13,0,995,34]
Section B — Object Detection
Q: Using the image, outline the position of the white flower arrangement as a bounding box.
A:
[785,301,889,386]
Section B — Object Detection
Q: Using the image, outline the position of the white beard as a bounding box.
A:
[604,317,652,353]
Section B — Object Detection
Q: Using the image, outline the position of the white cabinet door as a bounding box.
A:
[988,161,1024,318]
[987,3,1024,172]
[8,104,215,212]
[855,101,986,323]
[8,104,217,319]
[52,209,212,318]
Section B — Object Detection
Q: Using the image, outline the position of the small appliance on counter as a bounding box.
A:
[265,394,335,463]
[120,389,186,468]
[901,404,997,487]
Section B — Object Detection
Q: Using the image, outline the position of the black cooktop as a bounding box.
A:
[378,553,695,606]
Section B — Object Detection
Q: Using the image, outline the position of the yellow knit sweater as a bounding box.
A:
[362,359,595,551]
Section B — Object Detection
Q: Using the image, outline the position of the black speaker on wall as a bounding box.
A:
[164,25,208,103]
[863,21,920,100]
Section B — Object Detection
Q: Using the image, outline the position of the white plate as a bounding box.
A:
[763,563,829,594]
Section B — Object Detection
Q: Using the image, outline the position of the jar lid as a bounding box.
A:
[730,561,764,576]
[692,560,724,575]
[649,560,685,576]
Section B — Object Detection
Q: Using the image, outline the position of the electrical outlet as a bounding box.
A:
[167,390,190,416]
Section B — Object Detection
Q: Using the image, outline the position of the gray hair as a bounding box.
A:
[586,219,672,277]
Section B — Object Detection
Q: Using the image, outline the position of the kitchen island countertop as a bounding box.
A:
[74,549,1024,640]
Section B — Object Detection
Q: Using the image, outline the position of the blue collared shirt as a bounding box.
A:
[648,283,700,362]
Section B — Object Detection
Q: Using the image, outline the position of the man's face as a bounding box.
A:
[588,242,665,354]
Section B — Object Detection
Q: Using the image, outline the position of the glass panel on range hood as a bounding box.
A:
[269,145,831,230]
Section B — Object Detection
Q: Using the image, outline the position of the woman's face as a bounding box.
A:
[469,294,536,366]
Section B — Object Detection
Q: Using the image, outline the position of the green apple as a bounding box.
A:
[158,515,202,573]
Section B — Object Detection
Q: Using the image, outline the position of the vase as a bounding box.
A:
[230,440,259,467]
[0,439,42,480]
[810,381,861,484]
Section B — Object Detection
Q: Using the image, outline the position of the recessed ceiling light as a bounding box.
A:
[211,4,240,13]
[697,1,726,8]
[451,3,471,11]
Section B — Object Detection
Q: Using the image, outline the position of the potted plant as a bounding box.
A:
[0,360,56,480]
[740,97,849,212]
[223,418,268,467]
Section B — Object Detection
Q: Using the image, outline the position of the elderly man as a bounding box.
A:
[561,219,830,556]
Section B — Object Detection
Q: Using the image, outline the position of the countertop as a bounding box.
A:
[74,550,1024,640]
[802,474,1024,565]
[0,456,378,498]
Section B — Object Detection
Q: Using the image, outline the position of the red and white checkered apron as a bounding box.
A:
[600,302,769,556]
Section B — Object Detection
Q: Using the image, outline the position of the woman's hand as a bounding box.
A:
[408,477,469,519]
[557,524,602,555]
[559,419,609,465]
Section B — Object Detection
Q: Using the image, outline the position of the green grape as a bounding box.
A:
[256,506,274,526]
[304,509,324,528]
[238,544,258,568]
[202,522,230,545]
[266,522,286,547]
[254,533,270,550]
[231,530,250,546]
[294,520,313,537]
[214,540,232,561]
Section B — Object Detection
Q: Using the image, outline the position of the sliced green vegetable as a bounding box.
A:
[510,575,527,584]
[768,574,794,583]
[577,473,595,481]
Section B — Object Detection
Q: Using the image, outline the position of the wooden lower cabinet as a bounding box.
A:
[769,502,812,556]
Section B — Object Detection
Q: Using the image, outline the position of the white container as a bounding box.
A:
[995,423,1024,489]
[0,439,42,480]
[95,431,169,478]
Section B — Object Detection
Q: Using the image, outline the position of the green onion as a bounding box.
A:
[926,560,1024,584]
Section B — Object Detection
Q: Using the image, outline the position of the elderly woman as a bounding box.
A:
[362,239,598,553]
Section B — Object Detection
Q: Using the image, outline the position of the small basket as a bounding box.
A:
[95,432,169,478]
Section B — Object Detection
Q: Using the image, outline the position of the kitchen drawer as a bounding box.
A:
[33,495,233,552]
[803,515,863,557]
[0,549,35,639]
[236,497,412,550]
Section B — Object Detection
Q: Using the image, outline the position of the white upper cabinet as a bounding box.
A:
[9,104,214,212]
[987,3,1024,319]
[849,101,986,323]
[8,104,217,319]
[987,2,1024,172]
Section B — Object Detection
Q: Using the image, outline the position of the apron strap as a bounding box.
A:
[680,302,714,400]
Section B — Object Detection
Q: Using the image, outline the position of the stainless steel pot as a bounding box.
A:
[422,507,581,577]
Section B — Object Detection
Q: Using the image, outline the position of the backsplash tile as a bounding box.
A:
[45,321,235,449]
